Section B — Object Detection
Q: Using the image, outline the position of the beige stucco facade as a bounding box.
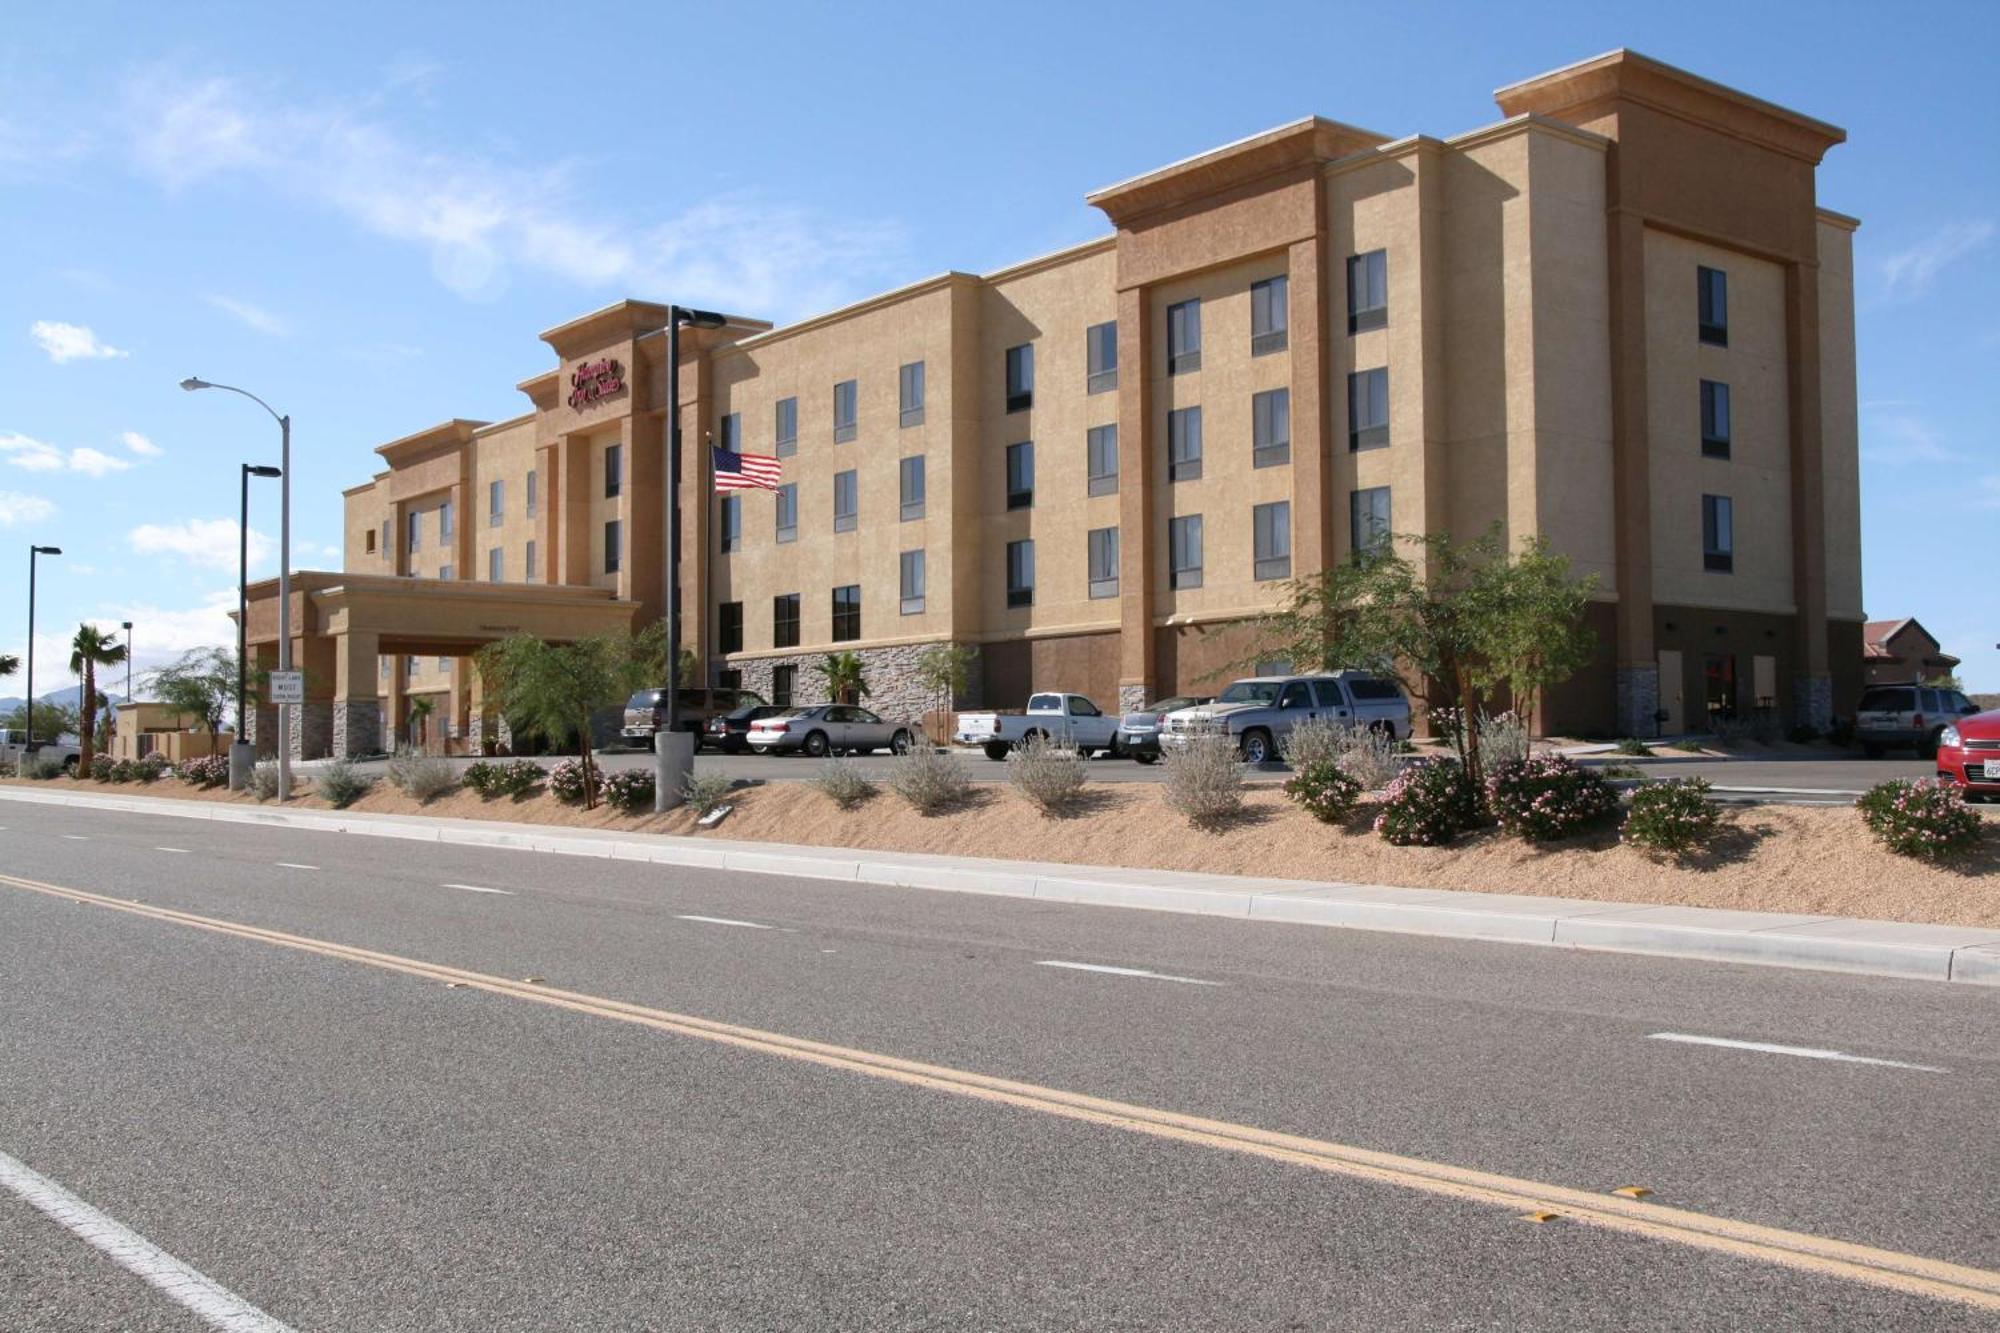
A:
[279,48,1867,759]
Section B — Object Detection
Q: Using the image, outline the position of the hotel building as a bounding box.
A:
[249,50,1864,758]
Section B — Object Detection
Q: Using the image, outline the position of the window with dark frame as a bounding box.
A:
[525,539,537,580]
[1702,494,1734,572]
[1252,388,1290,467]
[771,663,795,706]
[831,584,861,642]
[1347,250,1388,333]
[604,519,622,573]
[1005,344,1034,412]
[1350,486,1391,558]
[833,379,858,443]
[1086,320,1118,394]
[775,483,798,543]
[900,455,926,521]
[773,593,801,648]
[1251,276,1288,355]
[525,469,538,517]
[1006,539,1035,607]
[1253,501,1291,581]
[407,511,420,553]
[380,519,390,558]
[1087,526,1119,599]
[1168,406,1202,482]
[1700,380,1731,459]
[775,396,798,457]
[1006,441,1034,509]
[1166,298,1201,374]
[719,412,741,452]
[487,547,502,582]
[488,478,503,527]
[1169,514,1203,589]
[833,469,858,532]
[1086,424,1118,496]
[604,443,622,497]
[1348,367,1389,450]
[719,494,742,553]
[900,550,926,615]
[366,527,377,554]
[899,362,925,428]
[718,601,743,654]
[1698,266,1728,346]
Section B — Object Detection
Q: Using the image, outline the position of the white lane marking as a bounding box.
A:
[1035,960,1221,986]
[273,863,318,872]
[675,914,772,930]
[155,847,192,855]
[0,1148,299,1332]
[61,835,89,841]
[1648,1032,1946,1073]
[443,883,514,896]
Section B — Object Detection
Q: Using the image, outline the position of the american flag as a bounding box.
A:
[712,445,783,492]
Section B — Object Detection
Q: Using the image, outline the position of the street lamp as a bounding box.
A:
[654,305,727,814]
[184,377,293,801]
[121,620,132,702]
[230,464,283,791]
[25,545,60,752]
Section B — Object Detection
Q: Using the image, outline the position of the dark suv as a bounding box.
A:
[621,687,768,744]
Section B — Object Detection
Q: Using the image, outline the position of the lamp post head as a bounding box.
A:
[677,308,727,330]
[245,464,283,478]
[180,377,212,391]
[32,545,61,555]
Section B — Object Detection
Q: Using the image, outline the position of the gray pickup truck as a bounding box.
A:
[1160,673,1411,765]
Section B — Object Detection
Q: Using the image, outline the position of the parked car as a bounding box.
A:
[0,728,80,773]
[1161,672,1411,765]
[1853,683,1980,758]
[1112,696,1211,764]
[954,693,1120,760]
[703,703,787,754]
[1936,708,2000,801]
[621,686,768,743]
[746,704,916,757]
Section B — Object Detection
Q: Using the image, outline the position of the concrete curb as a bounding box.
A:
[4,786,1995,987]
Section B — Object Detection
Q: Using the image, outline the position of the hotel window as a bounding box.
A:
[717,669,743,694]
[1253,501,1292,581]
[719,412,741,452]
[1006,441,1034,509]
[1252,388,1290,467]
[1086,320,1118,394]
[380,658,389,680]
[1005,343,1034,412]
[1168,406,1202,482]
[899,361,925,428]
[771,663,796,707]
[1251,276,1288,355]
[1350,486,1391,559]
[605,443,623,498]
[899,455,925,521]
[364,527,377,554]
[1166,299,1201,374]
[1088,526,1119,599]
[773,593,801,648]
[900,549,926,615]
[1700,380,1731,459]
[1348,368,1389,450]
[1348,249,1388,333]
[1698,265,1729,346]
[719,494,742,553]
[437,656,449,673]
[833,379,858,443]
[1169,515,1203,589]
[488,479,503,527]
[775,483,798,543]
[1087,424,1118,496]
[525,469,538,518]
[1702,494,1734,572]
[775,396,798,457]
[439,499,454,540]
[380,519,391,559]
[439,564,454,581]
[525,539,537,580]
[718,601,743,654]
[488,547,503,582]
[831,584,861,642]
[833,469,858,532]
[407,512,420,553]
[1006,539,1034,607]
[604,519,622,573]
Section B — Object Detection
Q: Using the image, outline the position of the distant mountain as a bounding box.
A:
[0,686,128,713]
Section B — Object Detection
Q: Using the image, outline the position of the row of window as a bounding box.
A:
[368,472,542,560]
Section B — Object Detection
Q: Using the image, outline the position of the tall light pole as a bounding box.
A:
[184,378,293,801]
[120,620,132,701]
[25,545,60,752]
[230,464,283,790]
[654,305,726,814]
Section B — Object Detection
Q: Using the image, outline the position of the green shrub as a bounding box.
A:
[1280,717,1345,773]
[25,756,66,781]
[886,744,969,816]
[134,754,170,784]
[814,756,877,810]
[1007,733,1087,815]
[109,759,139,783]
[91,756,121,783]
[1161,729,1245,828]
[602,768,656,813]
[251,761,280,802]
[1623,778,1720,858]
[1614,737,1652,757]
[462,760,502,796]
[1284,761,1363,824]
[681,771,734,817]
[1857,779,1981,861]
[1669,738,1707,753]
[494,758,544,798]
[1478,711,1531,767]
[1374,758,1480,846]
[548,757,597,805]
[386,749,457,804]
[316,760,373,809]
[1486,755,1619,842]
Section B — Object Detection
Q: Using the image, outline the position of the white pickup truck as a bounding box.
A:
[954,692,1120,761]
[0,728,81,773]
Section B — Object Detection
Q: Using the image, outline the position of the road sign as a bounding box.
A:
[267,670,304,705]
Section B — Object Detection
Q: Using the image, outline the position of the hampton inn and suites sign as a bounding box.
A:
[567,357,626,410]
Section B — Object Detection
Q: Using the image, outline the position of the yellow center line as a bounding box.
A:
[7,869,1997,1311]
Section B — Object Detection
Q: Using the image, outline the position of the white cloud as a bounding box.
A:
[1,431,139,475]
[29,320,128,363]
[3,590,243,691]
[122,430,162,457]
[1879,221,1994,301]
[0,491,56,526]
[205,293,289,336]
[1861,407,1969,465]
[128,518,273,572]
[121,69,908,315]
[68,447,132,478]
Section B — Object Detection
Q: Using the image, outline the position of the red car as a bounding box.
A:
[1936,709,2000,801]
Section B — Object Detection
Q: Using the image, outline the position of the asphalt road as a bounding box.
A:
[3,804,1996,1330]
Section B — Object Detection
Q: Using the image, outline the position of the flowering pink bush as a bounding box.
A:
[1374,757,1481,846]
[177,754,230,789]
[1857,778,1981,861]
[1486,754,1618,842]
[601,768,655,813]
[549,757,599,806]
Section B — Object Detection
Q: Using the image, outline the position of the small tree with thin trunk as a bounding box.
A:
[477,625,662,810]
[148,647,249,737]
[69,624,128,778]
[913,643,975,737]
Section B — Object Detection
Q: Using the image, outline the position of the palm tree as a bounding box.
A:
[0,653,18,679]
[69,625,127,779]
[818,651,870,705]
[406,696,436,751]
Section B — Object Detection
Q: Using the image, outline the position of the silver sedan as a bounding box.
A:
[746,705,916,757]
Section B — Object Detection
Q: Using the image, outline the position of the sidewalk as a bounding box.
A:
[3,785,1994,987]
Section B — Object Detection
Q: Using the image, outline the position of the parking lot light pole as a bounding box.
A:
[654,305,727,815]
[230,464,283,790]
[25,545,60,752]
[185,378,292,800]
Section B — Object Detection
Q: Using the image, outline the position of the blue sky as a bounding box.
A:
[3,0,1995,694]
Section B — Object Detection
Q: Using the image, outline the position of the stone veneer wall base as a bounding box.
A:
[1615,664,1661,740]
[732,642,982,729]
